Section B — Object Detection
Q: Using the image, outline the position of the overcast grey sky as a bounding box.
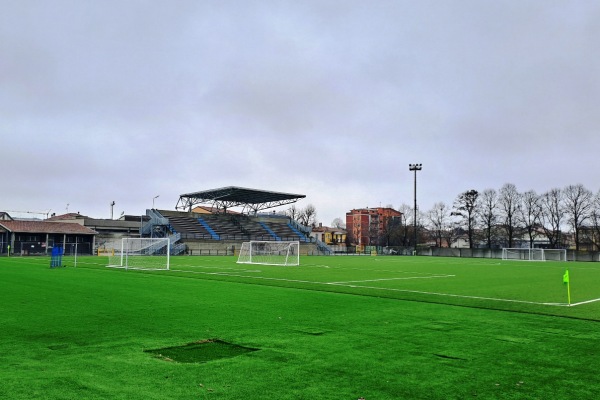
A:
[2,0,599,224]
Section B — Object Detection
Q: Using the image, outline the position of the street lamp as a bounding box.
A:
[409,163,422,255]
[150,195,160,238]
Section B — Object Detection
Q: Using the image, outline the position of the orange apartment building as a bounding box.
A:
[345,207,402,246]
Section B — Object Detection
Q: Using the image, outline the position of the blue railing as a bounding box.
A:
[259,222,281,241]
[287,223,309,242]
[197,218,220,240]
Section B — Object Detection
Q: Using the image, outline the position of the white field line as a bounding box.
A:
[325,282,569,307]
[168,268,580,307]
[169,269,317,284]
[327,274,455,284]
[570,297,600,306]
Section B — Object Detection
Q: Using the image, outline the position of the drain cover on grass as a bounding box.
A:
[145,339,259,363]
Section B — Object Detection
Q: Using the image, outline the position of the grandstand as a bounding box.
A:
[141,187,325,256]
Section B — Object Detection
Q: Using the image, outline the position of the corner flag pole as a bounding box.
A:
[563,269,571,306]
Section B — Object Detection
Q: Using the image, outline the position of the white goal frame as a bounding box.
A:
[107,237,170,270]
[501,248,567,262]
[237,241,300,266]
[542,249,567,262]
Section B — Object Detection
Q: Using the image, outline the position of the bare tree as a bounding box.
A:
[425,202,460,248]
[452,189,479,248]
[396,203,412,247]
[563,184,593,251]
[398,203,425,248]
[383,214,403,247]
[498,183,522,248]
[427,202,450,247]
[521,190,542,248]
[540,188,565,248]
[298,204,318,227]
[331,217,345,229]
[479,188,499,249]
[589,190,600,250]
[286,204,300,221]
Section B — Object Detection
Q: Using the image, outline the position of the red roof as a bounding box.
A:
[46,213,86,221]
[0,220,97,235]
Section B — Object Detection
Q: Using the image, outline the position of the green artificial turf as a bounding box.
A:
[1,255,599,399]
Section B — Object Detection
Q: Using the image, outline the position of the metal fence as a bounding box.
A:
[2,241,93,256]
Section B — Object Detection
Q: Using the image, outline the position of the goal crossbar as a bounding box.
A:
[501,248,567,262]
[106,237,170,270]
[237,241,300,266]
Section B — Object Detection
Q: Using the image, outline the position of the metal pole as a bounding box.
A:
[409,164,422,255]
[151,196,159,238]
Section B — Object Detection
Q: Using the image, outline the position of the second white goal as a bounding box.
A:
[107,237,171,270]
[501,248,567,262]
[237,241,300,266]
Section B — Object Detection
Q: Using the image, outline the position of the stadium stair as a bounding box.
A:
[286,223,310,242]
[314,238,333,255]
[197,218,221,240]
[259,222,281,241]
[169,233,186,255]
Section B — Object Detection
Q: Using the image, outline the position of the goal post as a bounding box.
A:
[543,249,567,262]
[502,248,544,261]
[106,237,170,270]
[501,248,567,262]
[237,241,300,266]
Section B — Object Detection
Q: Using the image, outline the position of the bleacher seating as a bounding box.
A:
[159,211,309,242]
[166,215,214,240]
[261,219,309,242]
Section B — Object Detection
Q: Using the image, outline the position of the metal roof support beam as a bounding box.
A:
[175,186,306,215]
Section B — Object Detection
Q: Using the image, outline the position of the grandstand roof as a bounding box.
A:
[176,186,306,214]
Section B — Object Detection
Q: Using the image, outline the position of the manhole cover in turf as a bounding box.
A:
[144,339,259,363]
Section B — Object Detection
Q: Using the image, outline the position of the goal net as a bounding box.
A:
[501,248,566,262]
[107,238,170,270]
[542,249,567,262]
[237,241,300,266]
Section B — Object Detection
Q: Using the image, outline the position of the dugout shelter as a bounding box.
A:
[0,218,97,256]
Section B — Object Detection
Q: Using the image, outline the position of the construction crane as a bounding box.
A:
[2,209,52,219]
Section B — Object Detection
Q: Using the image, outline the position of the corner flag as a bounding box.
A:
[563,269,571,306]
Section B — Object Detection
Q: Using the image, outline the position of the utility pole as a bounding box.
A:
[409,163,422,255]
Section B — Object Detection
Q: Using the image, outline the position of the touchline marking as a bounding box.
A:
[570,297,600,306]
[327,274,455,284]
[167,269,577,307]
[329,283,570,307]
[170,268,263,275]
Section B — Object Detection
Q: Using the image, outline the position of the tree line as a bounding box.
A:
[388,183,600,250]
[279,183,600,252]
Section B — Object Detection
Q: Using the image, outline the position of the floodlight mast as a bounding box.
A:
[409,163,422,255]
